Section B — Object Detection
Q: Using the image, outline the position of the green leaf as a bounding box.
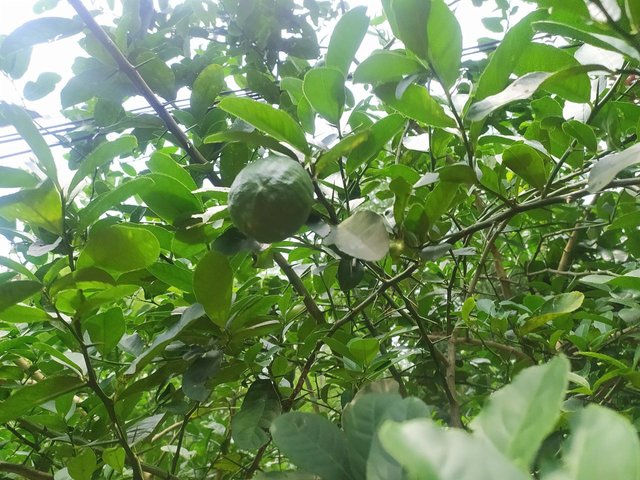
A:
[347,114,406,171]
[588,142,640,193]
[147,151,197,191]
[102,447,125,473]
[347,338,379,366]
[563,120,598,152]
[521,292,584,334]
[364,396,432,480]
[182,350,222,401]
[77,177,155,230]
[138,173,203,224]
[270,412,353,480]
[533,21,640,62]
[326,6,369,75]
[132,49,176,100]
[551,405,640,480]
[204,130,297,160]
[0,180,63,235]
[23,71,61,100]
[354,50,423,85]
[84,307,125,356]
[231,379,282,450]
[423,0,462,89]
[628,0,640,31]
[69,135,137,193]
[190,63,225,119]
[0,304,52,323]
[513,43,590,103]
[329,210,390,261]
[0,280,41,312]
[68,448,97,480]
[78,223,160,273]
[467,72,552,122]
[343,392,403,478]
[0,17,82,56]
[389,0,430,61]
[125,303,205,375]
[303,67,345,125]
[147,262,193,292]
[0,375,85,423]
[316,130,370,177]
[0,166,39,188]
[375,83,456,128]
[0,103,57,182]
[379,418,530,480]
[502,143,547,190]
[218,97,310,155]
[193,250,233,327]
[474,10,548,102]
[470,356,570,469]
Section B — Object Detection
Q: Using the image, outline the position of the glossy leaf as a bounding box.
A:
[190,63,225,119]
[218,97,310,155]
[0,102,57,182]
[182,350,222,402]
[533,21,640,62]
[0,180,63,235]
[467,72,552,122]
[502,143,547,190]
[271,412,353,480]
[521,292,585,334]
[0,280,42,312]
[69,135,137,193]
[0,375,85,423]
[23,71,61,100]
[326,6,369,75]
[0,166,39,189]
[424,0,462,88]
[232,379,282,450]
[68,448,97,480]
[588,142,640,193]
[138,173,203,224]
[303,67,345,125]
[125,303,205,375]
[376,83,455,128]
[379,418,530,480]
[84,307,125,356]
[79,223,160,273]
[474,10,548,102]
[330,210,390,262]
[548,405,640,480]
[347,114,406,171]
[77,177,155,230]
[470,356,570,469]
[0,17,82,55]
[353,50,423,85]
[193,250,233,326]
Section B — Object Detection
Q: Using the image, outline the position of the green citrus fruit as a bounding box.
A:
[228,156,314,243]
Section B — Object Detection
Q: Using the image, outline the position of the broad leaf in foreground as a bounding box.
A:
[470,355,570,469]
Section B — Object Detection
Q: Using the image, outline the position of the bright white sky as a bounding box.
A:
[0,0,534,253]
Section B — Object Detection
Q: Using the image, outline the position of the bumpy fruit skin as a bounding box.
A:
[228,156,314,243]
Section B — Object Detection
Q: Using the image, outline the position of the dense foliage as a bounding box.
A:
[0,0,639,478]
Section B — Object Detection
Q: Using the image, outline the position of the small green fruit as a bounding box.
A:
[228,156,314,243]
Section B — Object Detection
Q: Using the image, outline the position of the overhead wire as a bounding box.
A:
[0,32,558,161]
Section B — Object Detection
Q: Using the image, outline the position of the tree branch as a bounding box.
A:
[67,0,221,185]
[273,251,325,324]
[0,462,53,480]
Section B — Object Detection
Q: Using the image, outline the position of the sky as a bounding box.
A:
[0,0,534,254]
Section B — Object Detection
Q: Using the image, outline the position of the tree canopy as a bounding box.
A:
[0,0,639,479]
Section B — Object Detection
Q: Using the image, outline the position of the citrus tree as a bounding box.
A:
[0,0,639,479]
